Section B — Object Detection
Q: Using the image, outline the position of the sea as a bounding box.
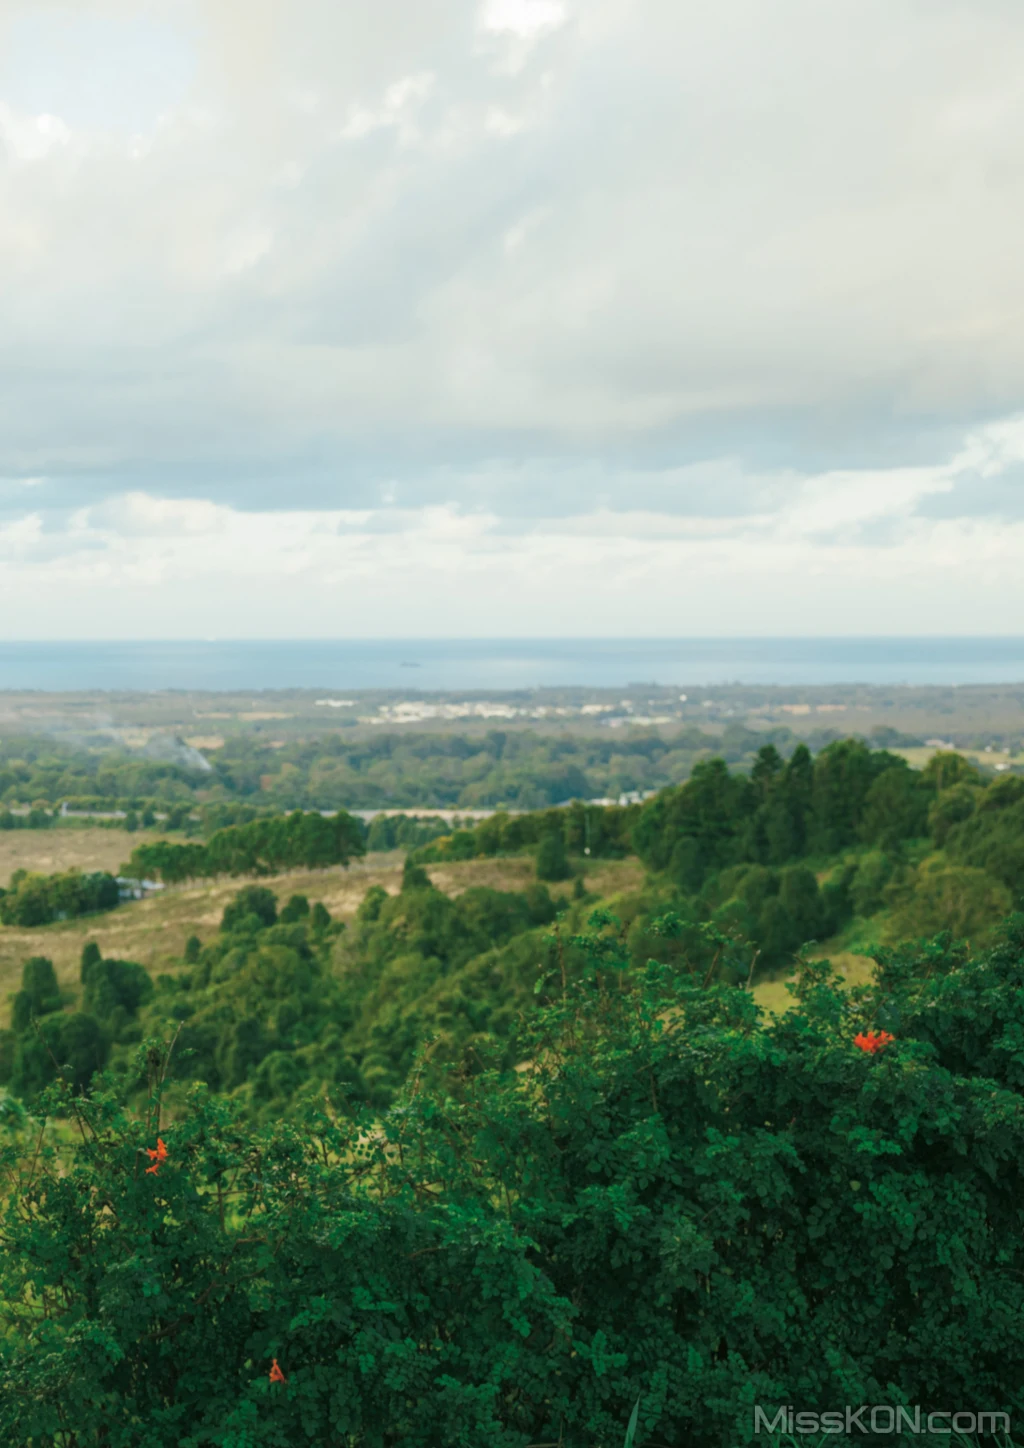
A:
[1,639,1024,692]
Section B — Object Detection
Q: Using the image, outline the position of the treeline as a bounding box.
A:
[123,810,365,883]
[6,922,1024,1443]
[404,740,1024,973]
[0,807,56,830]
[630,738,931,884]
[412,798,638,865]
[408,739,939,875]
[10,720,1016,821]
[212,723,790,810]
[631,737,1024,897]
[620,741,1024,962]
[0,734,207,807]
[0,869,120,927]
[1,723,806,813]
[363,813,459,852]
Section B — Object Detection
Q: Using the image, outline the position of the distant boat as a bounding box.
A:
[400,661,420,668]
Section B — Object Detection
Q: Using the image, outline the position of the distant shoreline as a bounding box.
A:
[3,637,1024,692]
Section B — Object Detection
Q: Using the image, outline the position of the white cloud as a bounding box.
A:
[339,71,436,141]
[0,102,72,163]
[0,2,1023,634]
[1,416,1023,636]
[479,0,567,38]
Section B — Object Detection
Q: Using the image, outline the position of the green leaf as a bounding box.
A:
[623,1395,641,1448]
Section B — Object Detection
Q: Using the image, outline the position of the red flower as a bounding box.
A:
[269,1358,287,1384]
[854,1030,894,1055]
[145,1137,168,1175]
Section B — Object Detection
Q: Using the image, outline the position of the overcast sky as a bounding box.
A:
[2,0,1023,637]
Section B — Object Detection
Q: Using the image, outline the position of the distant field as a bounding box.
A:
[896,744,1018,771]
[0,827,157,883]
[0,830,644,1022]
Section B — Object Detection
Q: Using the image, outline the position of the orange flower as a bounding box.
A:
[269,1358,287,1384]
[145,1137,168,1175]
[854,1030,894,1055]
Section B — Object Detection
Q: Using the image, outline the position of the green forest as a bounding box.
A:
[3,737,1024,1444]
[0,720,852,814]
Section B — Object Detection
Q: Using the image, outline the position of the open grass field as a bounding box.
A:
[0,830,645,1022]
[896,744,1021,771]
[0,826,158,881]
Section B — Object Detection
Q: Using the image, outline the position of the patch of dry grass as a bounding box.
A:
[752,947,877,1018]
[0,827,153,884]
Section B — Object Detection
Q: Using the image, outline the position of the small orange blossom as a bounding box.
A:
[144,1138,168,1175]
[854,1030,894,1055]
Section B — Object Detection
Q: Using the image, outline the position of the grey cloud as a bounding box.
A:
[915,462,1024,521]
[2,0,1024,527]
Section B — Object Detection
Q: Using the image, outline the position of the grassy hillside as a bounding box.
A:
[0,831,641,1017]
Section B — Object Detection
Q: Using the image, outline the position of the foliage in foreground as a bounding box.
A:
[3,918,1024,1445]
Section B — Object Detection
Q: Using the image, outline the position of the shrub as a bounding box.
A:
[10,957,61,1032]
[221,886,278,933]
[6,923,1024,1443]
[279,893,310,924]
[886,862,1013,943]
[850,848,895,916]
[0,870,119,927]
[536,831,570,881]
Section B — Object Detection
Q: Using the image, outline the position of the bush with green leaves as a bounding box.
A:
[5,917,1024,1444]
[221,884,279,933]
[885,861,1013,944]
[0,944,159,1104]
[536,830,571,881]
[698,860,852,970]
[279,893,310,924]
[0,868,120,926]
[11,956,62,1031]
[81,952,153,1035]
[945,774,1024,897]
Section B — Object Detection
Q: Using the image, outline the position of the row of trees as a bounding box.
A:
[408,740,967,882]
[630,738,938,886]
[413,799,639,866]
[123,809,365,883]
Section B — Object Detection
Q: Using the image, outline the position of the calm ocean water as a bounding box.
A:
[1,639,1024,691]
